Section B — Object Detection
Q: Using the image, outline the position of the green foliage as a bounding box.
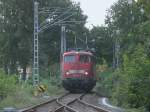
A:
[0,69,17,98]
[0,0,150,111]
[0,82,46,109]
[96,70,114,97]
[101,0,150,110]
[0,77,64,109]
[89,26,113,64]
[0,0,33,74]
[40,63,64,95]
[0,0,87,75]
[0,83,32,108]
[47,63,61,86]
[112,45,150,111]
[138,0,150,19]
[96,45,150,112]
[126,107,147,112]
[95,59,114,97]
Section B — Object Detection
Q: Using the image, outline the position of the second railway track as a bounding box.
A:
[21,92,110,112]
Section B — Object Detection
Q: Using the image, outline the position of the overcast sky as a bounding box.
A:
[71,0,118,28]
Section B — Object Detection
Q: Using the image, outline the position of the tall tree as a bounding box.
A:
[0,0,87,77]
[89,26,113,65]
[104,0,150,110]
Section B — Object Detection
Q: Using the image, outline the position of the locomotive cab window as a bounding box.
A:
[64,55,76,63]
[79,55,91,63]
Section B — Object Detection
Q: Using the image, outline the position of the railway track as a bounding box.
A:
[20,92,110,112]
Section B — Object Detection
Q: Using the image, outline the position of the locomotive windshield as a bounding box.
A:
[64,55,76,63]
[79,55,91,63]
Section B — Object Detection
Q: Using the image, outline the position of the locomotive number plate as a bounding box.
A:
[69,70,84,74]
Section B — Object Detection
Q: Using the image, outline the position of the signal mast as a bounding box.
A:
[33,1,83,86]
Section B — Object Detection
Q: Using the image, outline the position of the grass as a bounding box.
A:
[125,107,147,112]
[95,69,148,112]
[95,69,114,97]
[0,79,65,109]
[0,68,65,110]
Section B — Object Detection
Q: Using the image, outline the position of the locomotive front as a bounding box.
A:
[61,51,96,92]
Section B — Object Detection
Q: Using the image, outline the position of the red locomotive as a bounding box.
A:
[61,50,96,92]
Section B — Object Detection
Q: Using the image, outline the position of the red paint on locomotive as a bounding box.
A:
[61,51,96,92]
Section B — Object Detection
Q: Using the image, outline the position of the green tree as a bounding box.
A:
[0,0,33,76]
[103,0,150,111]
[112,45,150,111]
[0,0,87,78]
[89,26,113,65]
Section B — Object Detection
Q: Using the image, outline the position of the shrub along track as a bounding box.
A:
[81,93,123,112]
[20,92,110,112]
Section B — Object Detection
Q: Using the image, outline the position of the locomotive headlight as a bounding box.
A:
[66,71,69,75]
[85,72,88,75]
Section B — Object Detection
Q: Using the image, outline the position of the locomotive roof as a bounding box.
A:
[63,51,93,56]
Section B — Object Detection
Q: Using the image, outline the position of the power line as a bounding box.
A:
[33,1,82,86]
[39,13,75,32]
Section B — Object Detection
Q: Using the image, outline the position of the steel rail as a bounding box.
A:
[65,93,110,112]
[20,92,111,112]
[54,93,85,112]
[20,93,69,112]
[20,98,57,112]
[79,91,111,112]
[20,93,83,112]
[78,99,110,112]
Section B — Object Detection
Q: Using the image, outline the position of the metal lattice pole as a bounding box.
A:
[60,25,66,79]
[61,25,66,54]
[63,26,66,52]
[33,1,39,86]
[32,3,80,85]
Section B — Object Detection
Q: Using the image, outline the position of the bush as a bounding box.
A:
[112,45,150,111]
[0,67,64,109]
[96,70,114,97]
[96,45,150,111]
[0,69,17,99]
[95,60,114,97]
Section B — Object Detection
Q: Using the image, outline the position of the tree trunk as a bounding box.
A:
[4,64,8,74]
[22,66,26,81]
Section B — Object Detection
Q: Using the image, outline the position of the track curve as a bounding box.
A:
[20,92,110,112]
